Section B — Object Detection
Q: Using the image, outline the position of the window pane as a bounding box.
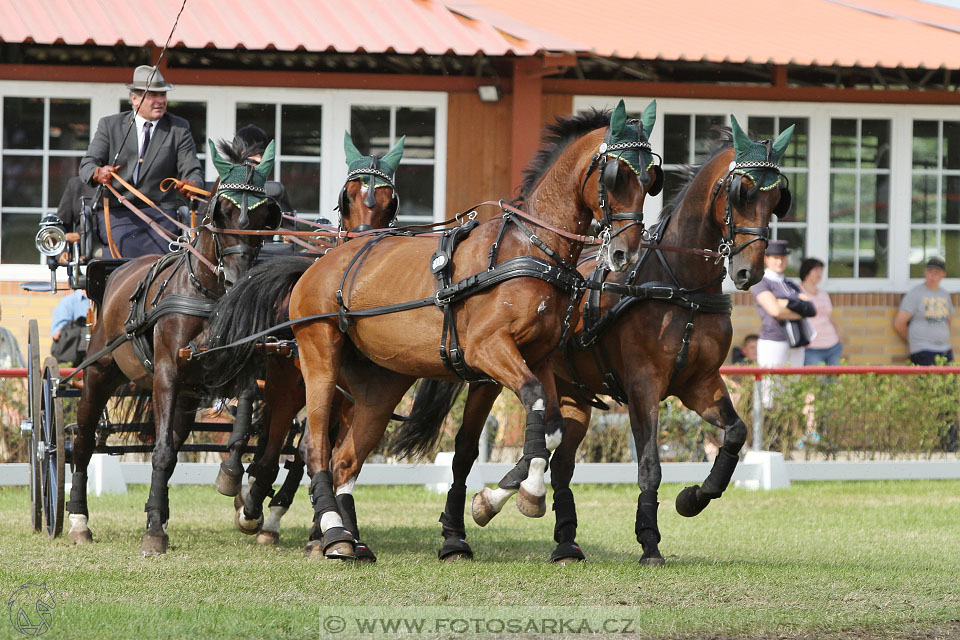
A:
[828,228,854,277]
[910,229,939,277]
[4,97,43,149]
[350,107,390,156]
[830,119,857,168]
[859,174,889,225]
[944,229,960,277]
[2,156,43,207]
[944,121,960,171]
[693,115,724,163]
[1,213,41,264]
[774,226,805,276]
[396,107,435,160]
[279,161,320,213]
[235,103,276,141]
[780,172,806,223]
[167,101,206,152]
[663,114,689,165]
[280,104,321,156]
[747,116,774,139]
[395,165,434,222]
[48,156,82,207]
[49,99,90,151]
[858,228,888,278]
[945,175,960,225]
[912,174,938,224]
[829,173,856,223]
[860,119,890,169]
[779,117,809,168]
[912,120,939,169]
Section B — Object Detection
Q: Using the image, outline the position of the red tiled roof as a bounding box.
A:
[0,0,537,56]
[1,0,959,68]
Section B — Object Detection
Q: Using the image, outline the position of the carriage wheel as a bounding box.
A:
[27,320,42,532]
[39,357,65,538]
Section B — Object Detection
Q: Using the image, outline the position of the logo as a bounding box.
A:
[8,583,56,637]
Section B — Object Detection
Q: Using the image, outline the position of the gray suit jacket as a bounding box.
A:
[79,111,204,210]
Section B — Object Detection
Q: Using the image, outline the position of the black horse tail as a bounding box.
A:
[387,380,465,460]
[202,255,313,398]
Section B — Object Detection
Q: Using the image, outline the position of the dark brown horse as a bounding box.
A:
[395,117,795,564]
[204,133,406,546]
[65,138,283,555]
[280,102,660,559]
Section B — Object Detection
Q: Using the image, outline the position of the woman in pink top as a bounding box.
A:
[800,258,843,365]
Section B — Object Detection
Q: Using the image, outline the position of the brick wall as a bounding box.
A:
[731,292,960,365]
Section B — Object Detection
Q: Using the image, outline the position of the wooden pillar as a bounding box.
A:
[510,57,544,195]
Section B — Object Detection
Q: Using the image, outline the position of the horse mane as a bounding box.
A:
[215,137,262,165]
[657,127,734,224]
[514,108,612,206]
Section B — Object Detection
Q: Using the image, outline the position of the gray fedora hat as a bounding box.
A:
[126,65,174,92]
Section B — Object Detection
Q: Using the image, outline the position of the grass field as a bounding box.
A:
[1,480,959,639]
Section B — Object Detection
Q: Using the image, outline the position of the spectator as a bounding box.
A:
[894,256,953,365]
[732,334,758,364]
[750,240,816,406]
[78,65,203,258]
[0,302,25,368]
[800,258,843,366]
[50,290,90,366]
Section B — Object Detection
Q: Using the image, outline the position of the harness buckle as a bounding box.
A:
[435,290,453,306]
[715,241,732,265]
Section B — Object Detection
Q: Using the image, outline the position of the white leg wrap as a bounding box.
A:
[520,457,547,497]
[532,399,545,412]
[261,506,288,533]
[335,477,356,496]
[320,511,344,533]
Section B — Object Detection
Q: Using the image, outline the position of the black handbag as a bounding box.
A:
[783,318,814,348]
[51,318,88,365]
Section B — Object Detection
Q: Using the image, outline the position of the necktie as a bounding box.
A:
[134,121,152,183]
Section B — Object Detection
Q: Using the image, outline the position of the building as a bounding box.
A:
[1,0,959,361]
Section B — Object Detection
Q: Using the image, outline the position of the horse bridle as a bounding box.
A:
[709,148,789,262]
[337,155,400,232]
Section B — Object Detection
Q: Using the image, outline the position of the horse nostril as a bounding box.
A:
[613,250,627,268]
[736,268,751,284]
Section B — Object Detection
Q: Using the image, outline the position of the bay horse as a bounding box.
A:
[205,132,406,546]
[280,100,661,559]
[65,138,284,555]
[395,116,795,564]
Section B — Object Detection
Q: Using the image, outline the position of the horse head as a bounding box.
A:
[338,132,404,234]
[584,99,662,272]
[712,116,794,290]
[207,139,282,288]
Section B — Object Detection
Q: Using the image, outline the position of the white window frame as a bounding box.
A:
[574,95,960,293]
[0,81,447,281]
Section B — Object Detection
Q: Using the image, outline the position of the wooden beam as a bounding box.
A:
[542,77,960,104]
[0,64,511,93]
[772,64,787,88]
[510,57,543,194]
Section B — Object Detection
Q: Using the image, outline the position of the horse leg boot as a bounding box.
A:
[235,459,277,535]
[550,488,584,564]
[305,471,354,559]
[439,483,472,561]
[636,492,664,566]
[676,418,746,518]
[216,389,255,497]
[474,409,549,523]
[257,457,303,545]
[335,484,375,562]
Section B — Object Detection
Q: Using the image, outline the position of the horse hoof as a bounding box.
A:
[550,542,585,565]
[354,542,377,563]
[554,556,583,566]
[439,538,473,562]
[304,540,325,559]
[235,508,264,535]
[471,490,496,527]
[441,551,472,562]
[216,467,242,497]
[68,529,93,545]
[324,541,355,560]
[256,530,280,546]
[675,485,710,518]
[639,556,666,567]
[516,485,546,518]
[233,492,244,510]
[140,532,168,556]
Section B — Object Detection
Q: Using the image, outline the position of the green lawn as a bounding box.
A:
[1,481,959,639]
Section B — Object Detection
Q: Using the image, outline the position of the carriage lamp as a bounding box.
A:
[35,214,67,257]
[477,84,502,103]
